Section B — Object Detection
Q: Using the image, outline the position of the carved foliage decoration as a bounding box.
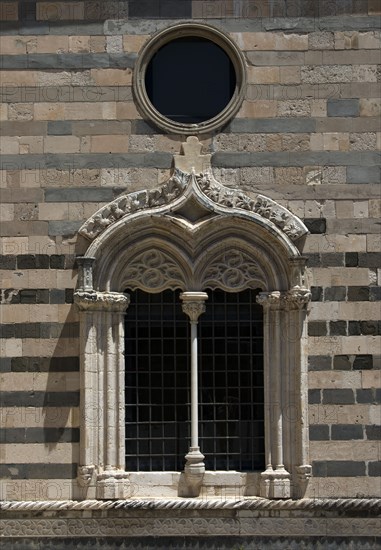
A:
[202,250,266,291]
[123,250,185,292]
[80,169,190,240]
[79,137,308,243]
[196,172,307,241]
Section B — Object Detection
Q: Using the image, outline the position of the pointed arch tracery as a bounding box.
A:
[74,137,312,501]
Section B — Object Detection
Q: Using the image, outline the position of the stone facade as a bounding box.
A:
[0,1,380,547]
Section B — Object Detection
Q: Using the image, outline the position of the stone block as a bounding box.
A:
[305,253,321,267]
[333,355,351,370]
[48,221,82,236]
[36,36,68,54]
[347,166,380,183]
[358,253,381,268]
[308,32,334,49]
[309,425,330,440]
[308,389,321,404]
[65,289,74,303]
[353,355,374,370]
[330,321,347,336]
[356,389,380,404]
[368,461,381,476]
[17,254,49,269]
[91,68,132,86]
[326,461,366,476]
[247,66,279,84]
[324,287,346,301]
[311,286,323,302]
[47,121,72,136]
[308,355,332,371]
[301,65,353,84]
[350,132,377,151]
[277,99,311,117]
[323,389,355,404]
[348,321,361,336]
[365,426,381,440]
[331,425,364,440]
[347,286,370,301]
[45,188,114,202]
[238,100,277,119]
[345,253,358,267]
[370,287,381,301]
[90,135,129,153]
[304,218,326,234]
[362,370,381,389]
[228,118,316,133]
[327,99,359,117]
[320,254,345,267]
[359,99,381,117]
[0,358,11,372]
[279,66,301,84]
[308,322,327,336]
[246,51,304,66]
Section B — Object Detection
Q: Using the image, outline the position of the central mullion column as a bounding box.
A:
[180,291,208,496]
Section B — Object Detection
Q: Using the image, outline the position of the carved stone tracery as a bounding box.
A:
[202,250,265,291]
[75,136,312,501]
[122,249,186,292]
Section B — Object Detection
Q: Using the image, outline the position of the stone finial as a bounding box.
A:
[173,136,211,174]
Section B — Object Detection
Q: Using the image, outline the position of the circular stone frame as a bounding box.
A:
[133,23,247,135]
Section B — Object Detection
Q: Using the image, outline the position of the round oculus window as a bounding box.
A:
[133,23,246,134]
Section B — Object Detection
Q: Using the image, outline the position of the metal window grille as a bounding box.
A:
[125,288,264,472]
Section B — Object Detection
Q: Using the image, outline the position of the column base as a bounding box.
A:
[260,466,291,499]
[96,469,131,500]
[181,447,205,497]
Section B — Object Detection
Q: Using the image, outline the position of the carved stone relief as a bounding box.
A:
[202,250,266,291]
[123,249,186,292]
[79,137,308,244]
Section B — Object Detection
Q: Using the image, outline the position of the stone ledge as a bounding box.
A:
[1,497,380,514]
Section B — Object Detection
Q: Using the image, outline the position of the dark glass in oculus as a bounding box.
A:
[145,37,236,124]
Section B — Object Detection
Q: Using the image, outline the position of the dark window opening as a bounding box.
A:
[125,288,264,472]
[145,37,236,124]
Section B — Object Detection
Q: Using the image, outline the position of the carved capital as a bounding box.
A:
[257,288,311,311]
[256,291,282,309]
[180,292,208,322]
[74,290,130,312]
[285,287,312,310]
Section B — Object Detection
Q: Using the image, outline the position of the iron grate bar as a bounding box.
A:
[125,288,264,472]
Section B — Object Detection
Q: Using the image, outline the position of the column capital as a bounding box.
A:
[256,290,282,310]
[74,290,130,312]
[180,291,208,322]
[285,286,312,310]
[257,287,311,310]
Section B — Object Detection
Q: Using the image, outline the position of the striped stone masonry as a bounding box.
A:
[0,1,380,521]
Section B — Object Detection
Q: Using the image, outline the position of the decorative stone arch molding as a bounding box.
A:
[75,137,311,500]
